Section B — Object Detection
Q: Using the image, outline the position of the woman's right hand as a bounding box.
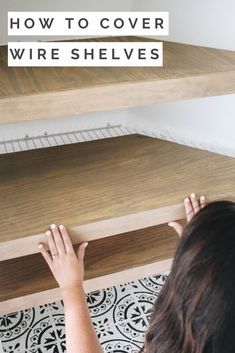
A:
[38,224,88,292]
[168,193,206,237]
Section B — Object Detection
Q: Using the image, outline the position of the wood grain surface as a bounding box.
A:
[0,135,234,246]
[0,36,235,123]
[0,204,184,261]
[0,223,178,302]
[0,259,173,315]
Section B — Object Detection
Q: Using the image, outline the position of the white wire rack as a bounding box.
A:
[0,124,135,155]
[0,123,233,157]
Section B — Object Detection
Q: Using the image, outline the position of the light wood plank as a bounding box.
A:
[0,224,177,314]
[0,37,235,124]
[0,204,183,261]
[0,258,173,315]
[0,135,234,260]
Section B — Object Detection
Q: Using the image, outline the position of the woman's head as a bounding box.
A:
[144,201,235,353]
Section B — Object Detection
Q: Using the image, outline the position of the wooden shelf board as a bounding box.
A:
[0,224,177,314]
[1,36,235,124]
[0,135,234,260]
[0,259,173,315]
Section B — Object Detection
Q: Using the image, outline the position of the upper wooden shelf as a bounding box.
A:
[0,135,234,261]
[0,36,235,124]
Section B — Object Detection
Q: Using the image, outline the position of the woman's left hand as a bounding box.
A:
[39,224,88,291]
[168,193,206,237]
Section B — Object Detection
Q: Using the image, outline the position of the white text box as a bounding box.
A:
[8,42,163,67]
[8,12,169,36]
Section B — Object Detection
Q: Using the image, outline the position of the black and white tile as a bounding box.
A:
[0,272,169,353]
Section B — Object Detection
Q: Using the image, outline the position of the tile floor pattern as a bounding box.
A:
[0,272,169,353]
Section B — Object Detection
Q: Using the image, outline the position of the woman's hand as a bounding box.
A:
[39,226,104,353]
[168,193,206,237]
[38,224,88,292]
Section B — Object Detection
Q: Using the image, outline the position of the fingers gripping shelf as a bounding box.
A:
[0,225,178,315]
[0,134,235,314]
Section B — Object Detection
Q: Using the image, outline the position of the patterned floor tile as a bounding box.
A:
[19,315,56,351]
[27,343,63,353]
[102,337,141,353]
[36,302,63,317]
[48,281,138,321]
[112,292,143,326]
[97,322,122,344]
[1,341,25,353]
[86,287,119,321]
[131,272,168,296]
[133,291,157,318]
[50,284,138,330]
[0,272,169,353]
[49,288,117,339]
[0,310,58,353]
[0,308,38,351]
[115,318,146,344]
[114,281,141,299]
[49,314,65,348]
[41,341,65,353]
[134,272,169,295]
[54,324,132,352]
[55,338,142,353]
[49,309,119,346]
[126,273,169,326]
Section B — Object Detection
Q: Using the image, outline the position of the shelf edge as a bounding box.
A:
[0,203,184,261]
[0,71,235,125]
[0,258,173,315]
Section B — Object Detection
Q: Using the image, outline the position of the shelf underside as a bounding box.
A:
[0,134,234,261]
[0,223,178,314]
[0,36,235,124]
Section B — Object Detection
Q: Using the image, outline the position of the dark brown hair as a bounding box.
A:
[143,201,235,353]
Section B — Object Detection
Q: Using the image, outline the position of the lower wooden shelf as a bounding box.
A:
[0,134,234,314]
[0,223,178,315]
[0,134,235,261]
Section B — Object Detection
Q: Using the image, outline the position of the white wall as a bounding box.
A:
[2,0,234,49]
[133,0,235,51]
[127,0,235,156]
[0,0,133,44]
[126,95,235,157]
